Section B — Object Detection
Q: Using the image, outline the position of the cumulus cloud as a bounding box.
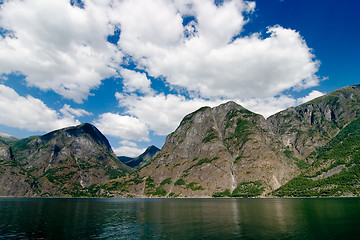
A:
[0,0,324,157]
[296,90,325,105]
[116,90,326,136]
[93,112,149,141]
[113,140,146,157]
[236,91,326,118]
[120,68,152,94]
[116,92,224,135]
[0,84,78,132]
[0,0,121,103]
[238,95,297,118]
[112,0,319,100]
[0,0,320,103]
[60,104,92,118]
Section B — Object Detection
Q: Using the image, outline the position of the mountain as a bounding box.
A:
[98,84,360,198]
[1,85,360,198]
[267,84,360,160]
[104,103,298,198]
[0,133,19,144]
[0,123,131,197]
[272,85,360,197]
[118,145,160,169]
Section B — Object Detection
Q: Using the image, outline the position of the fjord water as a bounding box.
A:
[1,198,360,239]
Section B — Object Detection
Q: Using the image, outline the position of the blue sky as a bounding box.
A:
[0,0,359,157]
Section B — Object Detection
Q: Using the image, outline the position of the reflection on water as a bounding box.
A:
[1,198,360,239]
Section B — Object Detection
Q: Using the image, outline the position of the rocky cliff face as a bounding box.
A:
[103,84,360,198]
[0,123,131,197]
[112,102,299,197]
[272,85,360,197]
[267,85,360,160]
[2,85,360,198]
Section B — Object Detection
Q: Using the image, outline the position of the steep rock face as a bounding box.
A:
[121,102,299,197]
[0,123,131,197]
[0,142,11,160]
[274,116,360,197]
[106,85,360,198]
[267,85,360,160]
[2,85,360,198]
[0,142,32,196]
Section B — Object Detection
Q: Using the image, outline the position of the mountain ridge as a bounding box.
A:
[1,84,360,197]
[0,123,131,197]
[118,145,160,169]
[99,84,360,198]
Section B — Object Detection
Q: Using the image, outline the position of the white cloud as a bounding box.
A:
[0,0,121,103]
[109,0,184,56]
[116,90,327,136]
[113,143,146,157]
[0,0,324,146]
[0,0,320,104]
[120,140,138,148]
[113,0,319,100]
[120,68,152,94]
[296,90,325,105]
[93,112,149,141]
[60,104,92,118]
[116,92,223,135]
[0,84,78,132]
[238,95,297,118]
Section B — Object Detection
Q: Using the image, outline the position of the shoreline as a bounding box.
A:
[0,196,359,200]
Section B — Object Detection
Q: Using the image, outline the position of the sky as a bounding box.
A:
[0,0,359,157]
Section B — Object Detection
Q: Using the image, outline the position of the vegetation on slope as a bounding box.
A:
[213,181,265,198]
[273,117,360,197]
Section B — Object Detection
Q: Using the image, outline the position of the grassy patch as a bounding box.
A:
[153,187,167,196]
[231,181,264,198]
[234,155,242,164]
[202,128,219,143]
[174,178,186,186]
[284,149,309,169]
[273,165,360,197]
[186,182,204,191]
[105,167,125,180]
[213,181,264,198]
[213,189,231,197]
[160,178,172,185]
[225,118,253,147]
[189,157,219,170]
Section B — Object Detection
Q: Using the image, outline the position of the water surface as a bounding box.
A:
[1,198,360,239]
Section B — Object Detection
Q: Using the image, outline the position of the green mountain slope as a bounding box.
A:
[273,116,360,197]
[0,123,131,197]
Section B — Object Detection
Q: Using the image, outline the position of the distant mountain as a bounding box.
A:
[100,84,360,198]
[0,133,19,144]
[0,123,131,197]
[118,145,160,169]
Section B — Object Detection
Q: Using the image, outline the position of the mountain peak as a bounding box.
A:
[41,123,112,151]
[140,145,160,158]
[0,133,19,144]
[0,123,131,197]
[216,101,244,109]
[118,145,160,169]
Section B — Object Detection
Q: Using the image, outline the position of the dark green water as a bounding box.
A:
[1,198,360,239]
